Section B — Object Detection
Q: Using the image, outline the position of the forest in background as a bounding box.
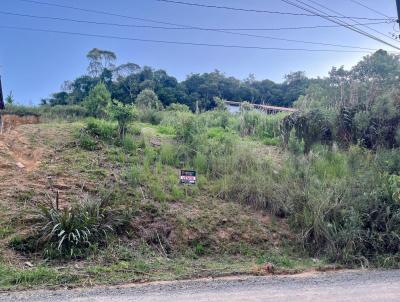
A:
[39,48,310,111]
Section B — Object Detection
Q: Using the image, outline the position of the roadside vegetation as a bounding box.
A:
[0,49,399,289]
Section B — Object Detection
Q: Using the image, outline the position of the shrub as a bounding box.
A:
[166,103,190,112]
[107,100,137,138]
[1,105,40,117]
[86,118,117,141]
[32,196,129,259]
[83,82,111,118]
[77,132,97,151]
[286,148,400,266]
[136,89,163,111]
[41,105,88,120]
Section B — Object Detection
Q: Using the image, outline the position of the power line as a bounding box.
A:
[306,0,399,43]
[280,0,400,50]
[349,0,391,19]
[156,0,395,21]
[0,10,390,32]
[0,25,377,53]
[0,10,382,51]
[16,0,195,28]
[300,0,400,46]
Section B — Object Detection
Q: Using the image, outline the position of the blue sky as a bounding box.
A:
[0,0,398,104]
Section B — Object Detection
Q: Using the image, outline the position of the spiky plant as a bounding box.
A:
[36,196,127,259]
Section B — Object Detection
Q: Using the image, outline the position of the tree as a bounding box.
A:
[108,100,136,138]
[87,48,117,77]
[114,63,140,102]
[5,91,14,105]
[83,82,111,118]
[48,91,69,106]
[135,89,162,110]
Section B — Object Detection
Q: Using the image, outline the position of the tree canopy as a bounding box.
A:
[43,48,311,111]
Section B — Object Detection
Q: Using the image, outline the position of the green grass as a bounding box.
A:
[0,264,79,289]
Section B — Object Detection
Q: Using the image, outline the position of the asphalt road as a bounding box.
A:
[1,270,400,302]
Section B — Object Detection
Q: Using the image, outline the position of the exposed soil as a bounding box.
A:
[0,114,40,134]
[0,123,93,265]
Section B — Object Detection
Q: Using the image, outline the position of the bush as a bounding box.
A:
[1,105,40,117]
[166,103,190,112]
[286,148,400,266]
[41,105,88,120]
[31,196,129,259]
[83,82,111,118]
[107,100,136,138]
[138,108,163,125]
[86,118,117,141]
[77,132,97,151]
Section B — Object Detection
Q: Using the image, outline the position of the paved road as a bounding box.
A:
[1,270,400,302]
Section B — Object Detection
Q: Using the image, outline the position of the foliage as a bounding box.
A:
[86,48,117,77]
[166,103,190,112]
[5,91,14,105]
[32,196,128,259]
[291,50,400,151]
[40,105,88,120]
[286,148,400,266]
[213,96,227,111]
[83,82,111,118]
[107,100,136,138]
[135,89,163,110]
[85,118,117,141]
[281,110,333,154]
[44,49,310,110]
[1,104,41,116]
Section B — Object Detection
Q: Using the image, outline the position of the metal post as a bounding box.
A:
[396,0,400,37]
[0,75,4,110]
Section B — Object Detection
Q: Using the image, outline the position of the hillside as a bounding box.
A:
[1,49,400,288]
[0,118,318,290]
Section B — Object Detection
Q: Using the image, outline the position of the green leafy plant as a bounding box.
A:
[107,100,137,138]
[32,196,129,259]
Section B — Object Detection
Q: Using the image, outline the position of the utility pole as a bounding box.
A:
[0,75,4,110]
[397,0,400,38]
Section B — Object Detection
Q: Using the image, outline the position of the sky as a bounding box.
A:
[0,0,398,105]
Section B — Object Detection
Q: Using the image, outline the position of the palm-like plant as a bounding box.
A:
[36,196,127,259]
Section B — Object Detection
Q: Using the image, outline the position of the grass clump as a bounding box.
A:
[0,264,78,289]
[85,118,117,142]
[13,195,130,259]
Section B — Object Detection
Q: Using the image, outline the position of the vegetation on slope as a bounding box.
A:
[0,49,399,289]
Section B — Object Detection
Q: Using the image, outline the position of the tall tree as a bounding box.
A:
[86,48,117,77]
